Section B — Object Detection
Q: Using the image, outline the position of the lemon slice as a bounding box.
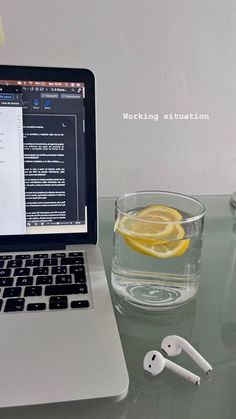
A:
[115,205,182,241]
[137,205,183,221]
[115,205,190,258]
[125,235,190,258]
[125,223,190,259]
[115,214,174,241]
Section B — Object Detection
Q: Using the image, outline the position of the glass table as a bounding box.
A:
[1,195,236,419]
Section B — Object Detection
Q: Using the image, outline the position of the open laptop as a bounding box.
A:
[0,65,129,408]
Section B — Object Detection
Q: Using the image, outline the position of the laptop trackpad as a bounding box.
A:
[0,309,128,407]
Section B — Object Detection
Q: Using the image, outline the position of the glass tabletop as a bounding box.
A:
[1,195,236,419]
[98,195,236,419]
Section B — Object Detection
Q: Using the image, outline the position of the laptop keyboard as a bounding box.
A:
[0,252,91,313]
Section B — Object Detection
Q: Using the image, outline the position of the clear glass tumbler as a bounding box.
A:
[111,191,205,310]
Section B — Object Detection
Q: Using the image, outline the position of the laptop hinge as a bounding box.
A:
[0,242,66,253]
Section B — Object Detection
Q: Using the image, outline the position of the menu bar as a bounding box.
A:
[0,80,84,88]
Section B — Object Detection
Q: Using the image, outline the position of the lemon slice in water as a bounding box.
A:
[115,213,174,241]
[125,224,190,258]
[116,205,190,258]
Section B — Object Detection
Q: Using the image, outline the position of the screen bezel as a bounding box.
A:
[0,65,97,251]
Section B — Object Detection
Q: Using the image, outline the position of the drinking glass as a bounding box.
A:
[111,191,205,310]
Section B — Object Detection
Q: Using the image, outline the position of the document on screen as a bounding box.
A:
[0,104,26,235]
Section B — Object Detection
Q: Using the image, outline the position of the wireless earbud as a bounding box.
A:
[143,350,201,386]
[161,335,212,375]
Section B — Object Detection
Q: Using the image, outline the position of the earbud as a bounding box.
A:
[143,350,201,386]
[161,335,212,375]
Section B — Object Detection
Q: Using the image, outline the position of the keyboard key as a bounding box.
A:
[52,253,66,258]
[0,255,12,260]
[0,299,3,311]
[43,258,58,266]
[33,254,48,259]
[14,268,30,276]
[50,296,67,303]
[36,275,53,285]
[0,261,4,268]
[51,266,67,275]
[4,298,25,312]
[56,274,72,284]
[49,296,68,310]
[24,286,42,297]
[25,259,40,267]
[61,257,84,266]
[74,273,86,283]
[77,284,88,294]
[33,267,49,276]
[16,276,34,286]
[0,269,11,277]
[70,265,85,274]
[7,259,22,268]
[0,277,14,287]
[69,252,83,257]
[15,254,31,259]
[3,287,22,298]
[45,284,84,296]
[27,303,46,311]
[71,300,89,309]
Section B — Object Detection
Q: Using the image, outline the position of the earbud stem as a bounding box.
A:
[165,358,201,386]
[180,338,212,374]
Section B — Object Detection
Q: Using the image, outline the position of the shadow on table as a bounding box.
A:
[0,396,129,419]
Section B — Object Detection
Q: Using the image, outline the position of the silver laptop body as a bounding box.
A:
[0,65,129,408]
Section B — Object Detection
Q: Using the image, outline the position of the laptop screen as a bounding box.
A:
[0,66,96,248]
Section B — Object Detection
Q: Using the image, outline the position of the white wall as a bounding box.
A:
[0,0,235,196]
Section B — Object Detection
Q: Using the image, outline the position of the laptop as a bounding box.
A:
[0,65,129,407]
